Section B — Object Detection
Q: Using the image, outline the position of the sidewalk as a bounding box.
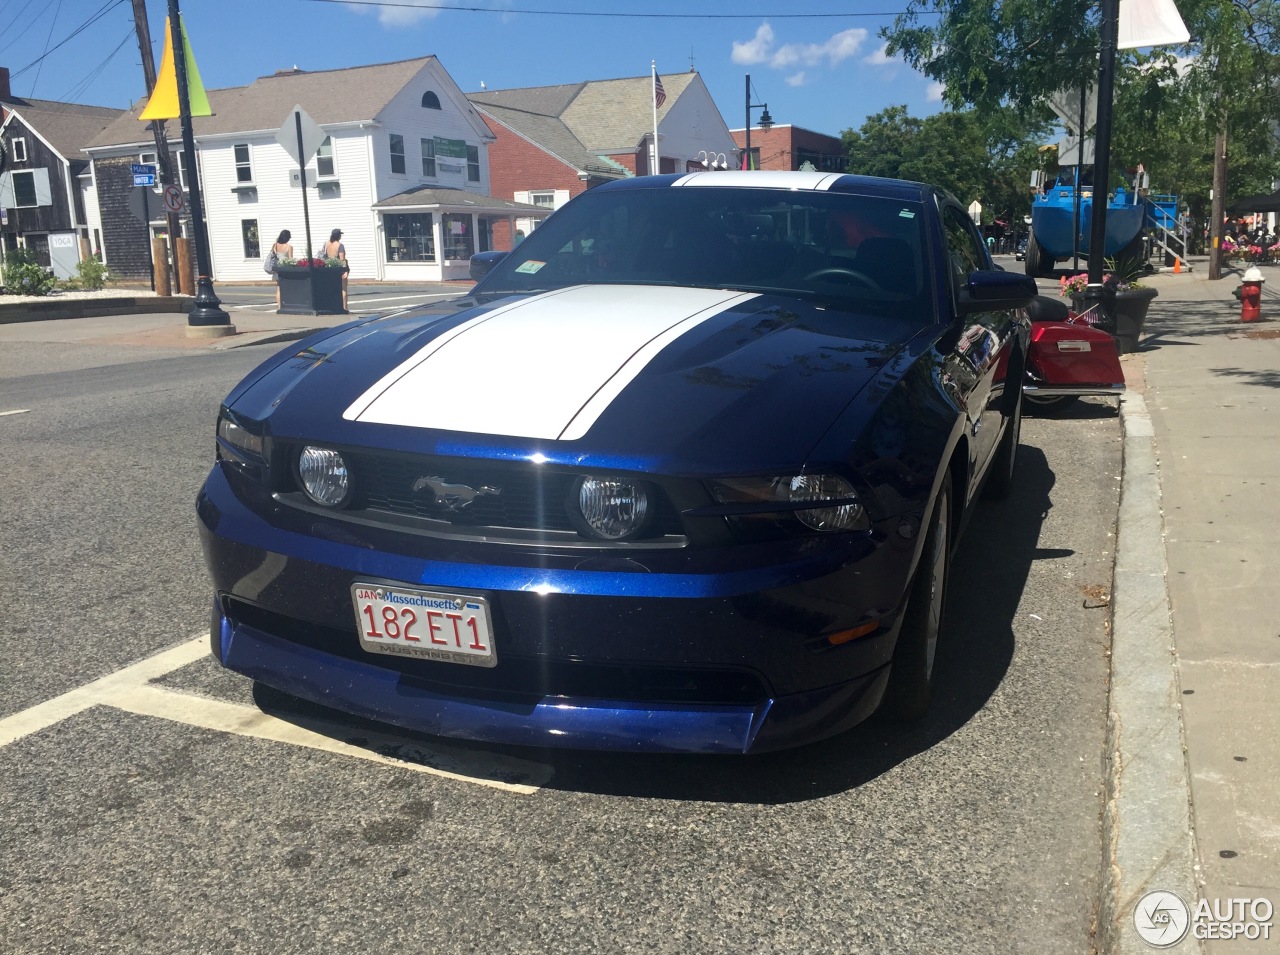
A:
[1103,264,1280,952]
[0,302,353,352]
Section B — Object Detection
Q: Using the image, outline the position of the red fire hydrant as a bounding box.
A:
[1241,266,1264,322]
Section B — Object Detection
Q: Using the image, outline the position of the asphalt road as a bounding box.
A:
[214,280,476,315]
[0,339,1122,954]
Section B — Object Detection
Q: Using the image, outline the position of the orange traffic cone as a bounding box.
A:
[1173,257,1182,273]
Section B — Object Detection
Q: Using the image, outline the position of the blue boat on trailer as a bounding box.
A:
[1023,163,1146,277]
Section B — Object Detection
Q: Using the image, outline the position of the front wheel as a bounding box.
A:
[983,381,1022,500]
[883,474,952,723]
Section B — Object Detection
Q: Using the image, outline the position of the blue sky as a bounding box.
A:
[4,1,946,137]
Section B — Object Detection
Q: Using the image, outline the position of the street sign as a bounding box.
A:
[162,184,185,213]
[133,173,156,186]
[131,163,157,187]
[127,186,152,224]
[275,106,326,167]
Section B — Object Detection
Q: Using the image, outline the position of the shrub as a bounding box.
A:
[1,248,56,296]
[76,255,111,290]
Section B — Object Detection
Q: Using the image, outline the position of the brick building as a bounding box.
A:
[729,124,848,173]
[470,72,738,248]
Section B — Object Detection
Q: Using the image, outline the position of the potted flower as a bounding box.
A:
[1059,260,1157,354]
[275,255,347,315]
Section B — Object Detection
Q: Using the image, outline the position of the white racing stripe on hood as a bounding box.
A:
[344,285,758,439]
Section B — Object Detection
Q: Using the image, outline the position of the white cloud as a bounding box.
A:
[785,72,807,87]
[732,24,776,65]
[731,23,868,70]
[926,81,946,102]
[864,44,898,67]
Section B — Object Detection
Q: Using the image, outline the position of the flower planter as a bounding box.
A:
[1071,286,1158,355]
[276,266,347,316]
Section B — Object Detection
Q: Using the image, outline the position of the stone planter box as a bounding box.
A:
[1072,286,1158,355]
[276,267,346,316]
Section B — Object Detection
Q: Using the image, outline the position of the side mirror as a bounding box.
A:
[469,250,507,283]
[958,269,1037,313]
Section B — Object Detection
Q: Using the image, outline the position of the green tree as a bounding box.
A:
[842,105,1052,231]
[884,0,1280,276]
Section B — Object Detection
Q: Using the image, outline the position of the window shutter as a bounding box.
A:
[0,172,14,208]
[33,168,52,206]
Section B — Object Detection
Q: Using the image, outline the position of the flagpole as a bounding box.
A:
[651,61,659,175]
[167,0,230,331]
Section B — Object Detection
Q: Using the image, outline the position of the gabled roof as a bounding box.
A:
[373,184,546,214]
[88,56,480,149]
[0,96,124,160]
[470,72,699,156]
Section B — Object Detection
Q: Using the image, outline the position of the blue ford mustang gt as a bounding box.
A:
[198,171,1036,754]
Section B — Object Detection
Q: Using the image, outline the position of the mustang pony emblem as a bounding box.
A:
[412,475,501,512]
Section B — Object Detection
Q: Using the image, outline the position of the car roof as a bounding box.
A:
[598,170,937,203]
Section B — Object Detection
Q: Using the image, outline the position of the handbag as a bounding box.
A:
[263,249,279,274]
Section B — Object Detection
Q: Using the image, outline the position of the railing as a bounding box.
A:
[1143,194,1190,269]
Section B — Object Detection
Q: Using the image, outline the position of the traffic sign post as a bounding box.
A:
[276,105,326,262]
[162,184,185,213]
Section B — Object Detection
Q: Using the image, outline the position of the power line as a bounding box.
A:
[29,0,65,98]
[10,0,127,81]
[59,31,135,104]
[299,0,912,18]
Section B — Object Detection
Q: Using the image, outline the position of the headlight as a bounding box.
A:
[217,416,263,459]
[570,475,651,541]
[711,474,867,532]
[297,446,351,507]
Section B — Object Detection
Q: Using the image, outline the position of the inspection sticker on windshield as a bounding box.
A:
[899,209,916,218]
[352,584,496,667]
[514,260,546,274]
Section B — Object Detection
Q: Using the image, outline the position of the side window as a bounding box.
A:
[12,138,28,163]
[389,134,406,175]
[316,137,335,178]
[233,144,253,183]
[420,138,436,178]
[942,207,986,287]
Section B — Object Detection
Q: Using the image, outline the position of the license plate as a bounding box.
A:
[352,583,496,667]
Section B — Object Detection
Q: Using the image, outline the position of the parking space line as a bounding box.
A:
[1,409,31,416]
[0,636,549,793]
[0,638,208,747]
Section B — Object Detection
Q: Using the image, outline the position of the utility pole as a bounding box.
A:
[129,0,181,281]
[1209,114,1227,281]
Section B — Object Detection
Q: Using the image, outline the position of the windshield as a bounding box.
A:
[478,186,931,315]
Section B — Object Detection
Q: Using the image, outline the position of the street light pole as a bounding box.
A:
[743,74,773,171]
[166,0,230,330]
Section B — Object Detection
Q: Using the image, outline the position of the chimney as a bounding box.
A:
[0,67,11,103]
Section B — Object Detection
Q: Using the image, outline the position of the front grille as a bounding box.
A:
[225,597,767,706]
[338,450,686,538]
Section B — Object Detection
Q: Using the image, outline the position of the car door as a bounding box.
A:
[940,205,1018,478]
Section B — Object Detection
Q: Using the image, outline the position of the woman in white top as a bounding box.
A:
[324,228,348,310]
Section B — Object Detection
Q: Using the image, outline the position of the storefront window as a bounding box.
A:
[384,213,435,262]
[442,213,474,260]
[242,219,260,258]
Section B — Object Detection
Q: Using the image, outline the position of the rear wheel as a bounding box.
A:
[884,474,952,723]
[1023,392,1078,412]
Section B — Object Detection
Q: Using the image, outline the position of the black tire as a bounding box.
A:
[884,474,952,723]
[983,379,1022,500]
[1024,233,1041,277]
[1023,392,1078,412]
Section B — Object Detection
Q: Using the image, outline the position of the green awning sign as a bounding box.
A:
[434,137,467,160]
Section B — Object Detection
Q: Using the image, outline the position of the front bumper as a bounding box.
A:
[198,464,912,753]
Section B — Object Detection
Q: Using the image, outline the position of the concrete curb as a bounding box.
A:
[0,296,194,324]
[1100,390,1201,953]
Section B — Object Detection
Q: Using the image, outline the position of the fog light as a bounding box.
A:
[571,476,650,540]
[298,446,350,507]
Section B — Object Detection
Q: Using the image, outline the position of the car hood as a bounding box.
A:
[231,284,925,473]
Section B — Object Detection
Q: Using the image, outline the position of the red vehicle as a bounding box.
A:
[1023,296,1125,410]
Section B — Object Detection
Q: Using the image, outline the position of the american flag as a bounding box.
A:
[653,74,666,109]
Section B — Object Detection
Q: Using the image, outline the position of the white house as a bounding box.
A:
[84,57,547,284]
